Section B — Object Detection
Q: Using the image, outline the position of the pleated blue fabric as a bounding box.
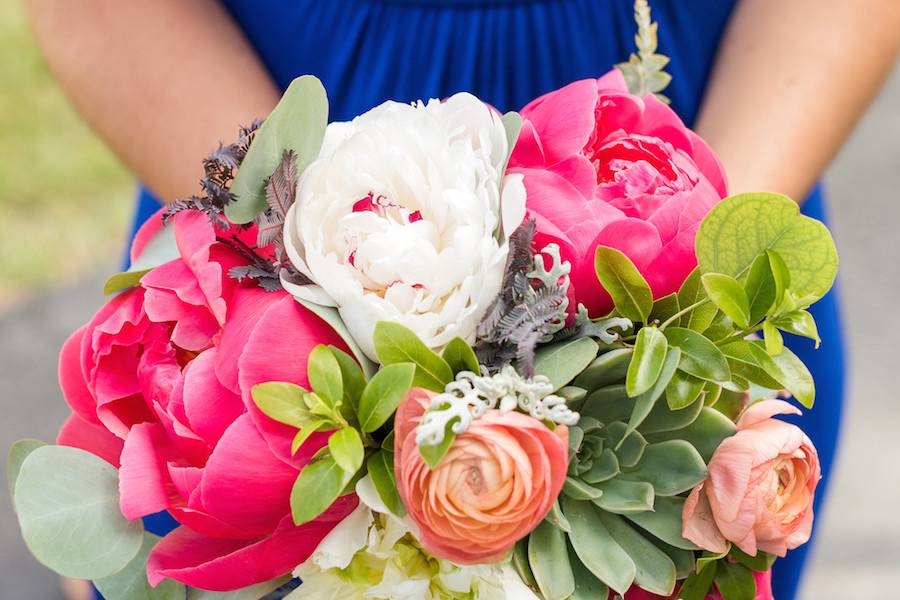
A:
[126,2,844,598]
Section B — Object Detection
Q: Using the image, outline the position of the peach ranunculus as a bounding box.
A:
[682,400,821,557]
[393,388,568,565]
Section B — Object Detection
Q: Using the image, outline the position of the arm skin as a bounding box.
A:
[695,0,900,201]
[23,0,281,204]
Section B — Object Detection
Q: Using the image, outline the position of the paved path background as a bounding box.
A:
[2,66,898,599]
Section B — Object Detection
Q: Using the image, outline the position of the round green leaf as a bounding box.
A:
[595,246,654,323]
[534,337,600,392]
[7,438,45,509]
[664,327,731,383]
[626,327,668,397]
[14,445,143,579]
[227,75,328,223]
[696,193,838,301]
[94,533,185,600]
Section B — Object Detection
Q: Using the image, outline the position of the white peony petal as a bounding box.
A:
[294,502,372,575]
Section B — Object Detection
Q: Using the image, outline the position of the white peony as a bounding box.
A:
[283,93,526,360]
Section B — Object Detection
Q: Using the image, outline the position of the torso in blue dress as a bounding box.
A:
[129,3,844,598]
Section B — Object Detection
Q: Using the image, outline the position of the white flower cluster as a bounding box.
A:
[416,365,579,448]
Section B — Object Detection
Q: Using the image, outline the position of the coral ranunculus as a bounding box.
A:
[393,388,568,565]
[56,210,357,591]
[682,400,821,558]
[509,69,727,316]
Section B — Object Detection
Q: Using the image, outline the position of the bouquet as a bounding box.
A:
[9,3,836,599]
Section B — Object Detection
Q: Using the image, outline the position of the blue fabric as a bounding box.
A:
[126,2,845,598]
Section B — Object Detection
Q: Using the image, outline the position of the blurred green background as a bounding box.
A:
[0,0,132,308]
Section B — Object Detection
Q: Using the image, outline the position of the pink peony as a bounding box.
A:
[509,70,727,316]
[620,569,773,600]
[57,210,357,591]
[393,388,568,565]
[682,400,820,558]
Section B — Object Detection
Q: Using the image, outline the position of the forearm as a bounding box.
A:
[695,0,900,200]
[24,0,281,203]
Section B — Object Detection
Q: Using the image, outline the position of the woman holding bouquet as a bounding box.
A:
[24,0,900,598]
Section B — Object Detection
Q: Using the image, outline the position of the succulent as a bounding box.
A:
[516,346,737,599]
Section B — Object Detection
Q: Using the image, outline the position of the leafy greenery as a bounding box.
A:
[373,321,453,392]
[594,246,653,324]
[94,533,186,600]
[615,0,673,102]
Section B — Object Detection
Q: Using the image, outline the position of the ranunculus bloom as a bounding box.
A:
[57,210,357,591]
[393,389,568,565]
[283,93,526,360]
[620,569,773,600]
[509,70,727,316]
[682,400,820,557]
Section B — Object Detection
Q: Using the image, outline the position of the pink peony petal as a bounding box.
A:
[147,497,358,591]
[593,218,663,271]
[520,79,599,164]
[118,423,172,520]
[129,208,167,266]
[58,326,100,425]
[57,413,124,468]
[182,349,245,447]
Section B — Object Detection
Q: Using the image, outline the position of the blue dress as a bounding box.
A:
[128,2,845,598]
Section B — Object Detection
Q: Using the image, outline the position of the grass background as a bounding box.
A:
[0,0,133,308]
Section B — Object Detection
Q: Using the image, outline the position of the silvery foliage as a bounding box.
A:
[416,365,579,448]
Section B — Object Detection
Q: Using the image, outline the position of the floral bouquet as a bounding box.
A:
[9,3,836,599]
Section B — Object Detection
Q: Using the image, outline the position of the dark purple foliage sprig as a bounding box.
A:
[475,219,568,376]
[163,119,263,228]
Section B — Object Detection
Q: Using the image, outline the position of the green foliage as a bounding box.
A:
[714,561,757,600]
[573,348,633,390]
[358,363,416,432]
[600,512,676,595]
[329,345,367,413]
[13,445,143,579]
[308,345,344,409]
[627,326,668,397]
[529,520,576,600]
[620,440,707,496]
[373,321,453,392]
[253,381,310,428]
[677,269,719,333]
[7,438,45,508]
[595,246,654,323]
[94,533,186,600]
[328,427,364,473]
[103,224,178,295]
[367,450,406,517]
[701,273,750,328]
[696,193,838,303]
[441,337,481,376]
[534,337,600,392]
[743,254,777,324]
[290,455,353,526]
[678,561,717,600]
[419,420,458,470]
[616,0,673,102]
[664,327,731,383]
[627,347,680,434]
[227,76,328,223]
[296,299,377,378]
[563,496,636,594]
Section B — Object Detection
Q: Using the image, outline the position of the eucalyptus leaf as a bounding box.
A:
[441,337,481,376]
[621,440,707,496]
[696,193,838,302]
[562,496,636,594]
[290,456,352,525]
[664,327,731,383]
[573,348,633,391]
[528,520,576,600]
[678,269,718,333]
[373,321,452,392]
[626,326,668,397]
[252,382,310,427]
[94,533,185,600]
[358,362,416,432]
[599,512,677,596]
[227,75,328,223]
[534,337,600,392]
[367,450,405,517]
[188,578,291,599]
[701,273,750,328]
[327,427,364,473]
[14,445,143,579]
[595,246,654,323]
[7,438,45,509]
